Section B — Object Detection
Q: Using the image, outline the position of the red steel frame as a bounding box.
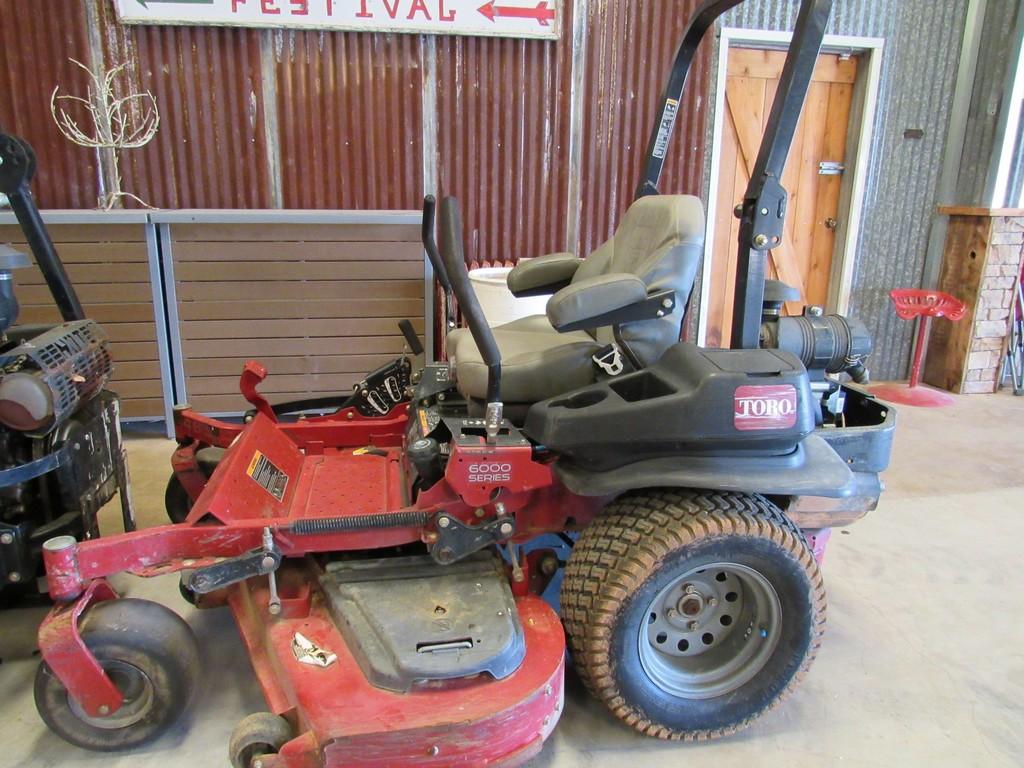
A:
[38,363,596,764]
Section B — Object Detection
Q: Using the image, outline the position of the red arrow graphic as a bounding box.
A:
[478,1,556,27]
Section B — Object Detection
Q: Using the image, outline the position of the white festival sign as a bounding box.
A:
[114,0,561,40]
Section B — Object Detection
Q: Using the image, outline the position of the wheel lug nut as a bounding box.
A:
[688,621,699,631]
[666,608,677,618]
[684,583,697,594]
[708,598,718,607]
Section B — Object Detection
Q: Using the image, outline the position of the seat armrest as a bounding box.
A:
[549,273,673,332]
[507,252,583,297]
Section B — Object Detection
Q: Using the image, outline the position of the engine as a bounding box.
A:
[0,255,123,596]
[757,280,874,424]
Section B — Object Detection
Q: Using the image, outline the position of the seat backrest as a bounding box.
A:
[570,195,705,365]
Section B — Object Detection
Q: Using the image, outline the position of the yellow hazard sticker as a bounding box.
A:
[246,450,289,502]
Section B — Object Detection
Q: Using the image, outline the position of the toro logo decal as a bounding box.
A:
[468,462,512,483]
[734,385,798,431]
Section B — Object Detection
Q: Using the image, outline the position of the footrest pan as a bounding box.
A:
[320,554,526,692]
[227,563,565,768]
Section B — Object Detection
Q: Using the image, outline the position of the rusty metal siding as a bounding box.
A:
[706,0,971,380]
[274,30,424,210]
[436,2,575,267]
[95,0,273,209]
[578,0,710,256]
[0,1,100,209]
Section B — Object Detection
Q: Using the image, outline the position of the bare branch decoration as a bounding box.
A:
[50,58,160,210]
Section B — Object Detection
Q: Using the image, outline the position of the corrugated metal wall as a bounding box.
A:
[957,0,1022,207]
[578,0,709,256]
[97,4,274,209]
[707,0,971,380]
[436,6,574,267]
[275,30,424,210]
[0,1,100,208]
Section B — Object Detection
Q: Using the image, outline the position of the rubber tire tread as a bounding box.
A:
[560,489,826,741]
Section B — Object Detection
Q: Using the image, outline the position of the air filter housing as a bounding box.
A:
[0,320,112,434]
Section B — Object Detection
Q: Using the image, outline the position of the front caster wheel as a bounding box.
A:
[561,490,825,740]
[165,475,192,524]
[229,712,294,768]
[34,598,201,751]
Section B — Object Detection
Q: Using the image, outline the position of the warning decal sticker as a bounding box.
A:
[246,451,289,502]
[652,98,680,159]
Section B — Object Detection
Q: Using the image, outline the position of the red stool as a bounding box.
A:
[872,289,967,407]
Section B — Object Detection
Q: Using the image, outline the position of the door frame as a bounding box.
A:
[698,28,885,345]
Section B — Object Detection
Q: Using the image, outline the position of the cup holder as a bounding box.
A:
[551,390,609,410]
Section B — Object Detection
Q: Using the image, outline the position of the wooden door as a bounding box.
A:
[707,48,858,348]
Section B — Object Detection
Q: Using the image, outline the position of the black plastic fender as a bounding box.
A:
[554,433,856,499]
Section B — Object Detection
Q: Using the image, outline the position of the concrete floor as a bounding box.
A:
[1,391,1023,768]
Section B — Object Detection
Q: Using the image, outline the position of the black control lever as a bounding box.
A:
[399,319,425,356]
[439,197,504,442]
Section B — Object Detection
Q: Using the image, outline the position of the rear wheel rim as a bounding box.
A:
[638,562,782,700]
[67,660,155,729]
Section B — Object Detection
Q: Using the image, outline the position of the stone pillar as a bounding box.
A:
[923,208,1024,394]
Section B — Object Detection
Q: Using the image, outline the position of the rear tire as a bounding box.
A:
[561,489,825,740]
[34,599,200,751]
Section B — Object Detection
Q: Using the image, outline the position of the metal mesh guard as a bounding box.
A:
[0,320,112,430]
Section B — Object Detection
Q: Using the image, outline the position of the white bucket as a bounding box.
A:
[468,267,549,327]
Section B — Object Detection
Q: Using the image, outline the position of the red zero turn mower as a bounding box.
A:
[33,0,895,765]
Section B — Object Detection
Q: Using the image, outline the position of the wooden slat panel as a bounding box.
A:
[18,263,152,285]
[113,380,166,399]
[20,303,158,325]
[17,283,155,305]
[175,261,422,282]
[0,224,147,244]
[121,399,168,419]
[171,223,417,242]
[109,341,161,361]
[186,354,395,377]
[177,222,424,411]
[0,241,148,264]
[0,223,163,419]
[114,361,163,380]
[173,241,420,263]
[176,281,423,301]
[182,318,425,340]
[178,299,423,322]
[183,336,409,359]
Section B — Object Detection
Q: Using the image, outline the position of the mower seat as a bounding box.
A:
[447,195,705,404]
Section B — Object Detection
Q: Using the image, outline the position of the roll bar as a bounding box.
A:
[421,195,453,295]
[439,197,504,441]
[422,195,458,336]
[636,0,833,351]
